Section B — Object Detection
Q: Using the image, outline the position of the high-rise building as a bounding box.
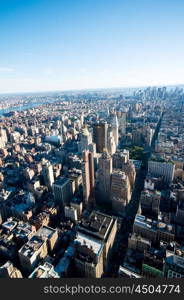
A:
[64,206,78,222]
[107,113,119,147]
[143,125,154,147]
[53,177,74,208]
[93,122,108,153]
[110,170,131,214]
[113,149,129,168]
[140,189,161,219]
[78,125,93,153]
[113,150,136,189]
[77,211,117,273]
[98,149,112,204]
[42,162,54,189]
[74,232,104,278]
[118,111,127,135]
[148,161,175,184]
[82,150,95,207]
[107,126,116,155]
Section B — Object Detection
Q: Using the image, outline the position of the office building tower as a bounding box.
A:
[98,149,112,204]
[107,113,119,147]
[140,189,161,219]
[93,122,108,153]
[53,177,74,208]
[88,142,96,156]
[119,111,127,135]
[78,125,93,153]
[113,150,136,189]
[148,161,175,184]
[107,126,116,155]
[64,206,78,222]
[42,162,54,189]
[74,232,104,278]
[113,149,129,167]
[77,211,117,273]
[110,170,131,214]
[82,150,95,207]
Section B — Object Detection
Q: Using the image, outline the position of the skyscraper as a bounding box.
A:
[78,125,93,154]
[118,111,127,135]
[110,170,131,214]
[93,122,108,153]
[42,162,54,189]
[107,126,116,155]
[113,150,136,189]
[53,177,74,208]
[82,150,95,207]
[98,149,112,204]
[107,113,119,147]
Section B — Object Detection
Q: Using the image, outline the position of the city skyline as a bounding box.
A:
[0,0,184,93]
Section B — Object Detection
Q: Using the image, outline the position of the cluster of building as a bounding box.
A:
[119,89,184,278]
[0,86,183,278]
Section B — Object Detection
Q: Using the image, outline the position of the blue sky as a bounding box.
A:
[0,0,184,93]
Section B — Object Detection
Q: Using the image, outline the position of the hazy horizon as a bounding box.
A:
[0,0,184,93]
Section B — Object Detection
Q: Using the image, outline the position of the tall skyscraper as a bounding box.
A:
[82,150,95,207]
[107,126,116,155]
[118,111,127,135]
[42,162,54,189]
[98,149,112,204]
[113,149,129,168]
[113,150,136,189]
[110,170,131,214]
[93,122,108,153]
[78,125,93,153]
[77,211,117,274]
[53,177,74,208]
[107,113,119,147]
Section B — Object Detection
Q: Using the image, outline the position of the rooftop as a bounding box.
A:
[75,232,104,256]
[53,177,70,187]
[134,214,174,234]
[29,262,59,278]
[78,211,114,240]
[19,235,44,258]
[37,225,57,240]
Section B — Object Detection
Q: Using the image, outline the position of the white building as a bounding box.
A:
[148,161,175,183]
[64,206,78,222]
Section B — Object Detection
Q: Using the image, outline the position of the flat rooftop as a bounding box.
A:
[75,232,104,256]
[79,211,114,240]
[37,225,57,239]
[53,177,70,186]
[29,263,59,278]
[134,214,174,234]
[19,235,44,258]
